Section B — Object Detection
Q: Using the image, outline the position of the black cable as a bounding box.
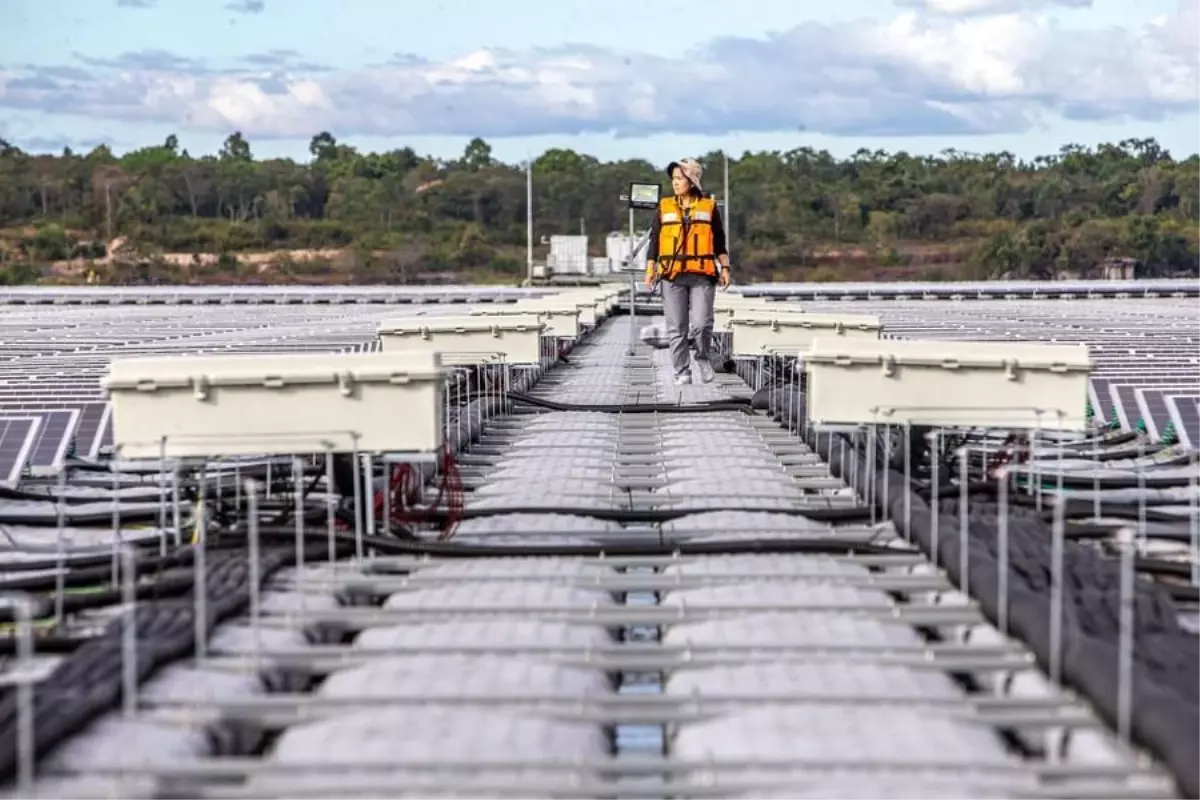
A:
[0,571,198,624]
[1056,500,1198,523]
[1062,523,1126,541]
[0,508,164,527]
[507,390,753,414]
[0,543,249,593]
[808,427,1200,799]
[916,477,1196,504]
[0,535,174,573]
[246,526,907,558]
[0,539,354,784]
[0,635,92,655]
[405,503,873,524]
[1134,557,1198,579]
[0,487,331,528]
[1021,471,1198,490]
[1160,584,1200,603]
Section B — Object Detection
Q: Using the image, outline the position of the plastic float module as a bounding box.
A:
[101,351,446,459]
[726,307,882,357]
[377,313,546,365]
[804,337,1093,431]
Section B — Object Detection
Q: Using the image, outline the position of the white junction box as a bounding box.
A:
[715,301,805,321]
[715,292,787,309]
[103,351,445,459]
[511,300,585,337]
[470,303,581,338]
[561,300,599,327]
[377,313,545,364]
[557,298,602,326]
[805,337,1092,430]
[535,292,602,327]
[602,288,622,312]
[727,310,881,356]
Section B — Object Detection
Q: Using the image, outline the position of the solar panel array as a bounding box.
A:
[3,277,1196,305]
[794,296,1200,450]
[0,417,40,487]
[0,285,553,306]
[0,292,546,478]
[3,286,1196,485]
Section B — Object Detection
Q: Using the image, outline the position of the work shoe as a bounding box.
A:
[674,372,692,386]
[692,358,715,384]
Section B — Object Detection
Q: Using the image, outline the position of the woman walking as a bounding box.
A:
[644,157,732,385]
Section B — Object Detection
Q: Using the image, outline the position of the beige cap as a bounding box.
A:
[666,158,703,192]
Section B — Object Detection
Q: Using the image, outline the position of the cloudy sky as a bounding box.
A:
[2,0,1197,164]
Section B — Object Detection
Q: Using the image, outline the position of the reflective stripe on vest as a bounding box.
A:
[656,195,717,279]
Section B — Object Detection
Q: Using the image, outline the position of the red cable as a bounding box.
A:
[986,433,1032,478]
[439,446,464,541]
[352,443,462,540]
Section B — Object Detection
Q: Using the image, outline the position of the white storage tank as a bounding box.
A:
[589,257,610,275]
[605,232,648,273]
[548,235,589,275]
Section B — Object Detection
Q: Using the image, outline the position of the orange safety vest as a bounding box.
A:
[654,195,718,280]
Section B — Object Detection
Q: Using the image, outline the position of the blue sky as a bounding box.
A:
[1,0,1197,165]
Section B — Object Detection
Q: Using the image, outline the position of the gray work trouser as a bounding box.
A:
[661,273,716,377]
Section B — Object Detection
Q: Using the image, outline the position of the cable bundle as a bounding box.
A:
[371,444,464,540]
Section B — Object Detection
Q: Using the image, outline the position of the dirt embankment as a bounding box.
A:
[48,237,355,276]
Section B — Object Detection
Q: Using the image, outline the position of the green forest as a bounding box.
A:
[0,132,1196,286]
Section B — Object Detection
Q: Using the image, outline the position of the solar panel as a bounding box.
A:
[0,416,41,486]
[1165,395,1200,450]
[1136,388,1200,442]
[1089,379,1112,423]
[94,404,114,456]
[20,408,80,470]
[1109,380,1200,433]
[78,402,111,459]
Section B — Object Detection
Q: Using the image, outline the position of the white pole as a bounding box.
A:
[723,153,731,253]
[525,160,534,284]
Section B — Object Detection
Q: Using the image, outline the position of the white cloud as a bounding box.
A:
[894,0,1091,16]
[2,1,1196,142]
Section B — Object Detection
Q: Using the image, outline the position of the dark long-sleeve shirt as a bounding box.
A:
[646,196,729,268]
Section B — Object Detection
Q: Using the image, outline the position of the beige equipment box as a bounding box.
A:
[726,309,882,357]
[715,300,806,321]
[103,351,445,459]
[471,302,581,338]
[571,288,620,314]
[805,337,1092,430]
[377,313,545,365]
[511,299,588,335]
[545,296,600,327]
[714,292,785,309]
[551,293,605,324]
[596,285,625,312]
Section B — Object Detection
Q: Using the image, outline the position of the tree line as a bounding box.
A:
[0,131,1195,285]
